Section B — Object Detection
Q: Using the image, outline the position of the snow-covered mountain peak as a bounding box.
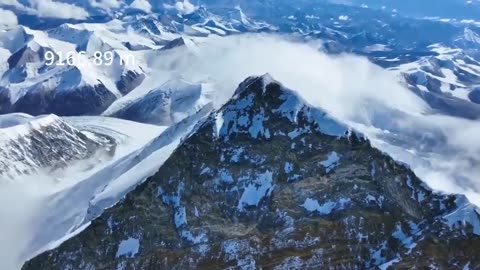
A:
[232,73,275,96]
[0,22,152,116]
[231,6,253,25]
[464,27,480,44]
[47,24,93,48]
[214,74,348,142]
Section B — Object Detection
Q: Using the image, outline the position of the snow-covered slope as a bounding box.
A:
[0,113,33,128]
[104,79,215,125]
[0,114,111,179]
[385,43,480,119]
[0,3,278,117]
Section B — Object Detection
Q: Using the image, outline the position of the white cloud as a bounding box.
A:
[28,0,89,20]
[147,34,480,207]
[130,0,151,13]
[175,0,197,14]
[0,179,43,269]
[164,0,198,15]
[0,8,18,29]
[0,0,24,8]
[89,0,122,11]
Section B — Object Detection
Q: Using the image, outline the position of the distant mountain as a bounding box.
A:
[0,25,144,116]
[346,0,480,20]
[0,4,273,117]
[23,75,480,270]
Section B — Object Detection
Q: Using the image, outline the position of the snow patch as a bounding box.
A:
[443,196,480,235]
[238,171,274,210]
[320,151,340,173]
[116,237,140,258]
[284,162,294,174]
[301,198,350,215]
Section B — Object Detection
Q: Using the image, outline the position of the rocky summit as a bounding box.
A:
[23,75,480,269]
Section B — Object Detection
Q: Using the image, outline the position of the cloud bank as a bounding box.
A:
[89,0,122,11]
[130,0,151,13]
[147,34,480,206]
[164,0,198,15]
[0,0,24,8]
[28,0,89,20]
[0,8,18,29]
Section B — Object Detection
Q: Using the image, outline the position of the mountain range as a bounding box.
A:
[0,1,479,269]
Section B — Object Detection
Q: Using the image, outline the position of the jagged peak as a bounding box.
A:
[47,23,93,45]
[232,73,275,96]
[232,6,252,25]
[214,75,349,140]
[160,36,196,51]
[464,27,480,44]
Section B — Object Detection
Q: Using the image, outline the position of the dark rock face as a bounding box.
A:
[469,88,480,104]
[116,70,146,96]
[161,37,188,51]
[0,87,13,114]
[10,84,117,116]
[111,88,173,125]
[22,76,480,270]
[7,45,47,68]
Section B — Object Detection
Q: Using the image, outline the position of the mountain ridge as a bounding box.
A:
[22,75,480,270]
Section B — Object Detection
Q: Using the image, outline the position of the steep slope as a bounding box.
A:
[23,75,480,270]
[0,114,112,179]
